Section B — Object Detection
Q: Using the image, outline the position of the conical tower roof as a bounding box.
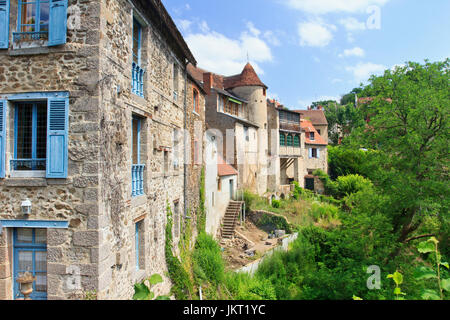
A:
[223,63,268,90]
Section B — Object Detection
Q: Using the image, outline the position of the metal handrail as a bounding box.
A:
[132,62,145,97]
[10,159,46,170]
[132,164,145,197]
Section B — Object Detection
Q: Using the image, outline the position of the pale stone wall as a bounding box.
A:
[314,124,329,144]
[303,145,328,174]
[230,86,268,195]
[205,133,218,237]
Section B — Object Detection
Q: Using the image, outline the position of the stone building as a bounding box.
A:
[0,0,197,300]
[267,100,304,196]
[184,71,206,239]
[267,99,329,194]
[188,63,269,196]
[300,119,328,192]
[294,107,329,144]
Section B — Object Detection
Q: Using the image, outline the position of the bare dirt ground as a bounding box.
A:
[220,219,280,271]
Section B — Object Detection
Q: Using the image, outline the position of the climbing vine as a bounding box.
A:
[197,166,206,234]
[165,202,193,300]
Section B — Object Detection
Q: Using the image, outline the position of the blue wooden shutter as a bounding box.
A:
[0,100,6,178]
[0,0,9,49]
[48,0,68,46]
[46,98,68,178]
[308,148,312,159]
[317,148,320,159]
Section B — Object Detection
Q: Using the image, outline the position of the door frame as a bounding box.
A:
[13,228,47,300]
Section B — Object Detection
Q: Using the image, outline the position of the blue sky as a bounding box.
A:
[163,0,450,110]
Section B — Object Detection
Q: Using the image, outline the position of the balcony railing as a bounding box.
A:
[10,159,46,171]
[132,62,145,97]
[13,31,48,42]
[132,164,145,197]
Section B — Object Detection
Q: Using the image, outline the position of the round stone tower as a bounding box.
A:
[225,63,269,195]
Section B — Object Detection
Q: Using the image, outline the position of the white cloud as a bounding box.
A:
[297,96,340,109]
[298,20,336,47]
[346,62,386,82]
[185,22,273,75]
[339,17,366,31]
[199,21,210,33]
[339,47,365,58]
[263,30,281,46]
[176,19,193,34]
[246,22,261,37]
[285,0,389,14]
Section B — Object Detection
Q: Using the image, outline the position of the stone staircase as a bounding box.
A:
[221,201,244,239]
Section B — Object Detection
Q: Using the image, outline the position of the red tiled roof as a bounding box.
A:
[223,63,267,89]
[217,154,238,177]
[188,63,267,91]
[293,109,328,125]
[358,97,393,104]
[301,120,327,145]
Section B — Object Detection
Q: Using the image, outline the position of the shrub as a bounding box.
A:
[335,174,373,199]
[255,212,292,234]
[272,200,281,208]
[193,232,225,285]
[310,202,339,223]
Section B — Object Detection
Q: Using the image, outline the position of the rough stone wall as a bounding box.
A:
[0,0,102,300]
[185,78,205,240]
[303,145,328,173]
[266,102,280,193]
[95,0,187,299]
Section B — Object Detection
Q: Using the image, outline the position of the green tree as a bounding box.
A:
[351,59,449,255]
[323,102,365,145]
[340,87,363,106]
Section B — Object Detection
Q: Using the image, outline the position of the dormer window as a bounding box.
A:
[310,132,315,141]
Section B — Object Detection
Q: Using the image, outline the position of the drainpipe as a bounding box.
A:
[183,60,190,220]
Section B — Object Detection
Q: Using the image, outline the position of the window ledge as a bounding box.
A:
[9,170,46,178]
[4,178,48,187]
[131,194,147,208]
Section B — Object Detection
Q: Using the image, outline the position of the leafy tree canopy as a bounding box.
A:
[350,59,449,245]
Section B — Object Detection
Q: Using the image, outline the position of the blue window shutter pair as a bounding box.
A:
[46,98,68,178]
[0,100,6,178]
[48,0,68,46]
[0,0,9,49]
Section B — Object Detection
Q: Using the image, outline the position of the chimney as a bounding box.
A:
[203,72,213,95]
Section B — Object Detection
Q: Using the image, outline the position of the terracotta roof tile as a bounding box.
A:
[217,154,238,177]
[301,120,327,145]
[223,63,267,89]
[293,109,328,125]
[188,63,267,92]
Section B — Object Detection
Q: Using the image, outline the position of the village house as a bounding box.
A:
[0,0,197,300]
[188,63,269,197]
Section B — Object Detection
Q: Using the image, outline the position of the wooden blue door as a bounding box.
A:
[13,228,47,300]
